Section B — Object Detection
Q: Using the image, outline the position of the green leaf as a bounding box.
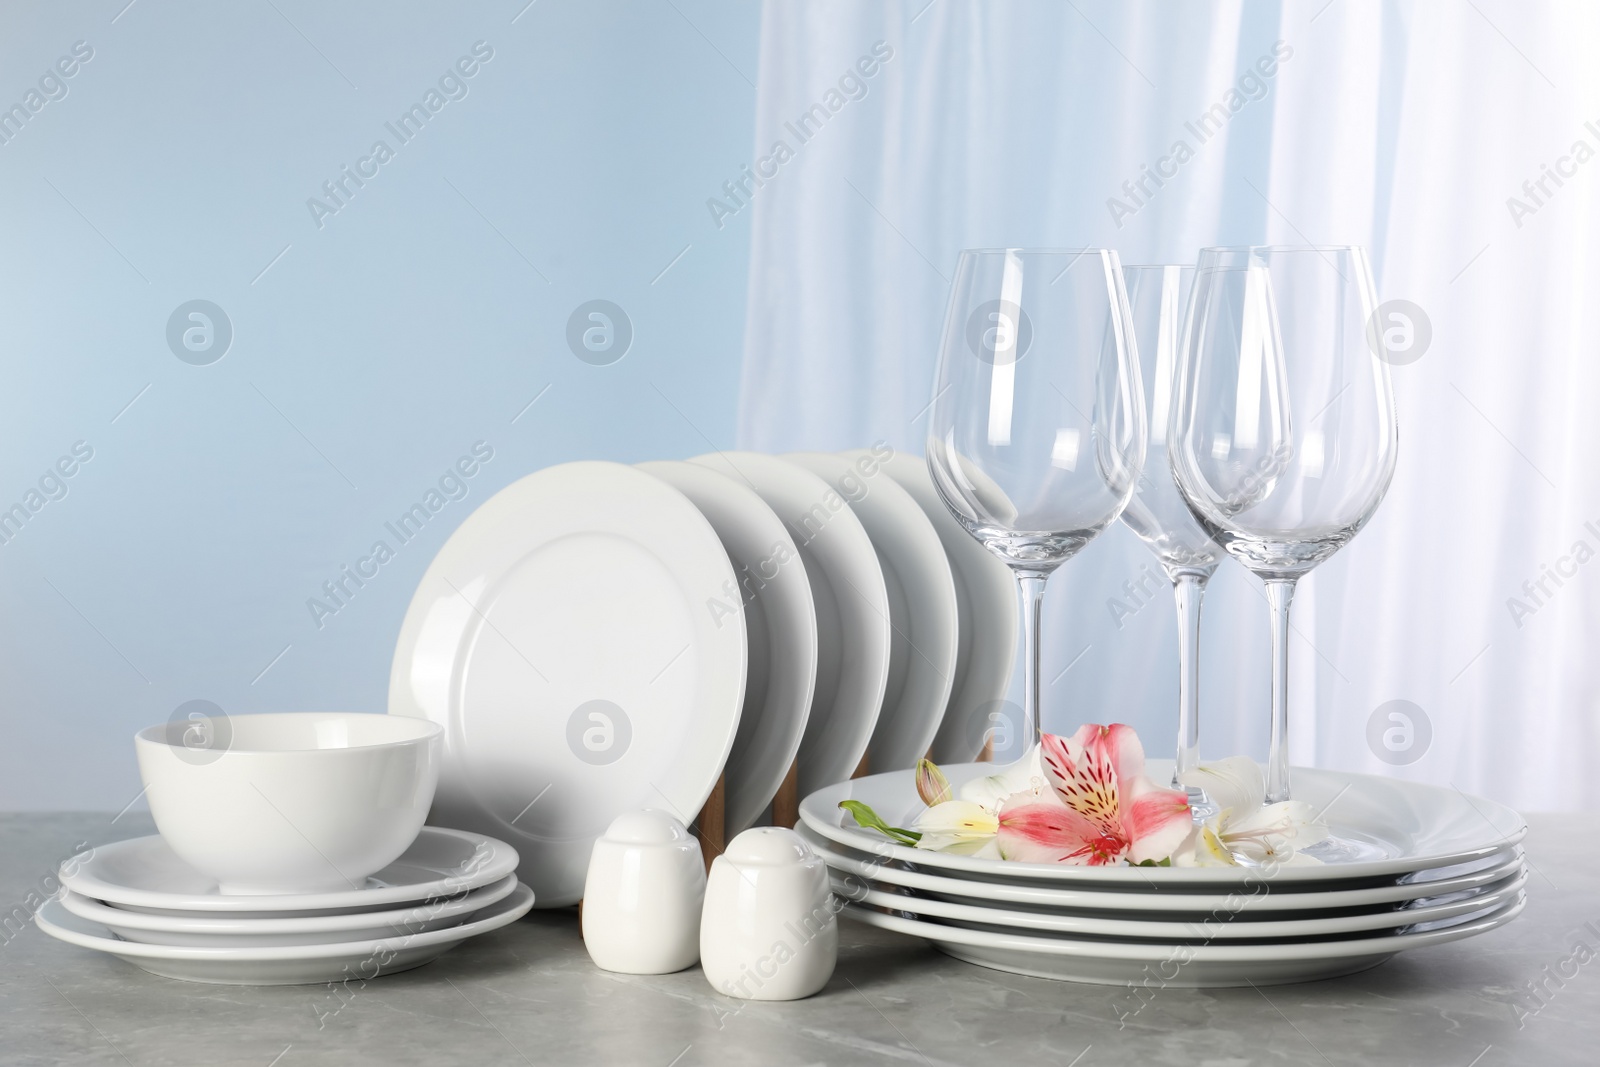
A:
[838,800,921,845]
[1130,857,1172,867]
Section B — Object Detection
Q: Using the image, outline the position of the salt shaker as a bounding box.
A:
[700,826,837,1000]
[581,810,705,974]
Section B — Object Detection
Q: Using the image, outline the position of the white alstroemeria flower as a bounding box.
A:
[907,749,1041,858]
[957,744,1050,814]
[1175,756,1329,867]
[911,800,1002,857]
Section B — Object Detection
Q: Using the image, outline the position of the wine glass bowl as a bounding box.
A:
[1119,265,1224,583]
[928,248,1146,755]
[1173,248,1399,581]
[928,249,1146,574]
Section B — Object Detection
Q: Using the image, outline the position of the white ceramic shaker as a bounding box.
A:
[700,826,837,1000]
[581,810,705,974]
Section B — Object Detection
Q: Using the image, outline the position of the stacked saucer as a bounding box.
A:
[35,712,534,985]
[40,828,529,985]
[800,762,1527,987]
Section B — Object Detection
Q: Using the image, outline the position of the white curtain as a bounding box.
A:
[735,0,1600,811]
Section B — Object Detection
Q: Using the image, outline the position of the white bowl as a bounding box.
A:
[135,712,442,895]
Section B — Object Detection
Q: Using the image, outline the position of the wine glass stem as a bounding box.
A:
[1171,572,1209,791]
[1016,572,1049,755]
[1264,578,1298,803]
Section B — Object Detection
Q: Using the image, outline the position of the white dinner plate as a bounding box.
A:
[802,761,1527,886]
[878,451,1017,763]
[62,875,518,947]
[390,461,746,907]
[798,824,1523,914]
[786,450,958,773]
[639,460,818,835]
[60,828,519,915]
[35,883,534,986]
[689,452,890,796]
[832,868,1526,941]
[841,892,1525,987]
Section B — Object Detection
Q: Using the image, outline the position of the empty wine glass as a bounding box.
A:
[1170,246,1398,802]
[927,249,1146,758]
[1119,265,1223,800]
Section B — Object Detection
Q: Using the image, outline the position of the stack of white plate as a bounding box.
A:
[799,762,1528,987]
[37,828,531,985]
[387,452,1017,907]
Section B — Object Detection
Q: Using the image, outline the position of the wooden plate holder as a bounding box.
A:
[690,749,863,870]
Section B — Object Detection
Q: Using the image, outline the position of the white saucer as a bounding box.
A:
[389,461,748,907]
[639,460,818,834]
[799,824,1524,914]
[690,452,890,795]
[802,761,1527,886]
[841,892,1525,987]
[62,875,518,947]
[879,452,1017,763]
[785,449,957,773]
[35,883,534,986]
[60,828,519,914]
[833,868,1526,940]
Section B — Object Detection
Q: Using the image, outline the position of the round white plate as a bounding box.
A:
[802,761,1527,886]
[689,452,889,796]
[60,828,519,915]
[639,460,818,835]
[834,868,1526,940]
[389,461,747,907]
[62,876,518,947]
[799,824,1524,914]
[879,452,1017,763]
[35,883,534,986]
[787,449,957,773]
[841,892,1525,987]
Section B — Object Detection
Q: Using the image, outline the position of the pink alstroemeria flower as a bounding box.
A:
[997,724,1192,865]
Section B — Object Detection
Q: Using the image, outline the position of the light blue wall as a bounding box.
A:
[0,1,762,809]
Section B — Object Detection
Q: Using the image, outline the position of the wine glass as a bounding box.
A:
[927,249,1146,758]
[1170,246,1398,802]
[1119,265,1224,800]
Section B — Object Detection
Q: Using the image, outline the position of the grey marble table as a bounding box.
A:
[2,812,1595,1067]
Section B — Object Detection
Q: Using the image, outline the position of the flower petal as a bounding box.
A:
[1178,756,1265,815]
[1221,800,1329,862]
[1040,728,1124,841]
[911,800,998,843]
[1120,778,1194,863]
[1173,822,1237,867]
[920,834,1003,857]
[1093,723,1149,786]
[958,745,1049,812]
[997,794,1127,865]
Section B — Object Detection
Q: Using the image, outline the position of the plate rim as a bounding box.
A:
[841,891,1526,963]
[58,827,519,913]
[878,451,1018,764]
[689,451,890,795]
[638,459,818,835]
[788,448,959,771]
[799,824,1524,912]
[801,762,1529,885]
[834,869,1527,940]
[59,874,518,934]
[35,882,535,962]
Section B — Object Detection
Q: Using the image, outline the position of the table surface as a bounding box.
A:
[2,812,1595,1067]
